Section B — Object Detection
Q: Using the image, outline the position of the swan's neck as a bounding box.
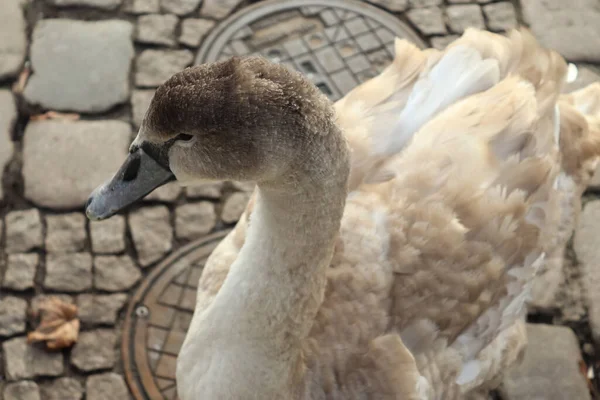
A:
[178,128,350,399]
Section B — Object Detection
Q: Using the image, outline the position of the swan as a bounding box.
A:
[85,28,600,399]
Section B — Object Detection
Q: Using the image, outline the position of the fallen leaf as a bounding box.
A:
[12,64,30,94]
[30,111,80,121]
[28,296,80,350]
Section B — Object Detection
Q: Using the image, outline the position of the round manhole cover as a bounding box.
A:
[196,0,426,102]
[122,231,229,400]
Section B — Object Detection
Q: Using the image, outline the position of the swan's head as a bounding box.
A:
[86,56,339,220]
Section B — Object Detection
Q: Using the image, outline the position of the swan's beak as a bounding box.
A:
[85,147,175,221]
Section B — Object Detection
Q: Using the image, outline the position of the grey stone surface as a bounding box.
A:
[0,297,27,337]
[409,0,441,7]
[522,0,600,63]
[71,329,116,372]
[94,255,141,291]
[186,182,222,199]
[45,213,87,253]
[90,216,126,254]
[136,14,178,46]
[407,7,447,35]
[430,35,459,50]
[5,209,43,254]
[0,91,16,201]
[161,0,202,15]
[127,0,159,13]
[135,49,194,87]
[564,65,600,94]
[366,0,408,12]
[446,4,485,33]
[574,200,600,345]
[24,19,134,113]
[48,0,122,8]
[3,253,38,291]
[500,324,591,400]
[131,89,155,128]
[179,18,216,47]
[40,378,84,400]
[200,0,243,19]
[23,120,130,209]
[176,202,217,240]
[482,2,517,32]
[44,253,93,292]
[31,294,74,315]
[77,293,128,325]
[3,381,41,400]
[3,337,64,380]
[129,206,173,266]
[221,192,250,224]
[0,0,27,79]
[144,181,182,202]
[86,373,130,400]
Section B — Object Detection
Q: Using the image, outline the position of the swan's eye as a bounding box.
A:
[176,133,194,142]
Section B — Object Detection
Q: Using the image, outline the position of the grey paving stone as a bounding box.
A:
[144,181,182,202]
[160,0,201,15]
[94,255,141,291]
[430,35,459,50]
[0,0,27,79]
[3,381,41,400]
[186,182,222,199]
[222,192,250,224]
[90,215,126,254]
[31,294,74,315]
[3,337,64,380]
[409,0,442,7]
[136,14,178,46]
[0,91,16,201]
[45,213,87,253]
[86,373,130,400]
[126,0,159,13]
[70,329,116,372]
[129,206,173,266]
[446,4,485,33]
[366,0,408,12]
[500,324,591,400]
[483,2,517,32]
[0,297,27,337]
[3,253,38,291]
[23,19,134,113]
[22,120,130,209]
[77,293,128,325]
[407,7,447,35]
[179,18,215,47]
[135,49,194,87]
[5,209,43,254]
[200,0,243,19]
[522,0,600,63]
[44,253,93,292]
[131,89,155,128]
[40,378,84,400]
[563,65,600,94]
[48,0,122,8]
[175,202,217,240]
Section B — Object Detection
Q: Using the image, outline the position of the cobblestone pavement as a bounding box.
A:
[1,0,600,399]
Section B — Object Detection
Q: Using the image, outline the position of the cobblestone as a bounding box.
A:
[366,0,408,12]
[409,0,442,7]
[176,202,217,240]
[31,294,73,315]
[24,19,134,113]
[40,378,84,400]
[482,2,517,32]
[406,7,447,35]
[44,253,93,292]
[200,0,244,19]
[45,213,86,253]
[2,253,38,291]
[135,49,194,87]
[71,329,117,372]
[49,0,122,8]
[3,381,41,400]
[0,91,16,201]
[136,14,178,46]
[90,215,126,254]
[129,205,173,266]
[179,18,215,47]
[5,209,43,254]
[446,4,485,33]
[86,373,130,400]
[94,255,141,291]
[0,0,27,79]
[0,297,28,337]
[161,0,202,16]
[131,89,155,128]
[3,337,64,380]
[22,120,130,209]
[126,0,159,14]
[186,182,222,199]
[222,192,251,224]
[144,181,182,202]
[77,293,128,325]
[430,35,459,50]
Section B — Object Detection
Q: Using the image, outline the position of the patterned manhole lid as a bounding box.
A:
[196,0,426,102]
[122,230,230,400]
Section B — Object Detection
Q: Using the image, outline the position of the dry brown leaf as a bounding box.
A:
[11,65,30,94]
[27,296,80,350]
[30,111,80,121]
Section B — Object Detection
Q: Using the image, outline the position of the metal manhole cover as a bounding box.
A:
[196,0,426,102]
[122,230,230,400]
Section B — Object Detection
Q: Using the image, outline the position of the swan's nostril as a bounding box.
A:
[85,196,93,210]
[122,154,141,182]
